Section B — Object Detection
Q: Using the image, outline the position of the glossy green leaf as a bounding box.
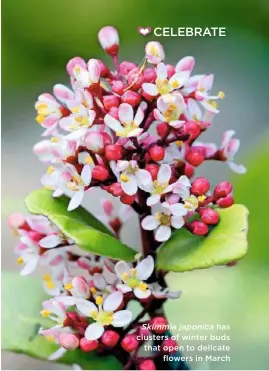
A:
[156,204,249,272]
[25,189,136,261]
[2,271,121,369]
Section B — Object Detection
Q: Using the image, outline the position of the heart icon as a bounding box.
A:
[138,26,152,36]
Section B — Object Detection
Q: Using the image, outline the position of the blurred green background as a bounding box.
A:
[2,0,269,369]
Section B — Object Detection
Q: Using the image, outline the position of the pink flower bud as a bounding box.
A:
[121,91,141,107]
[103,95,120,110]
[166,64,176,79]
[150,317,168,334]
[98,26,119,56]
[191,177,210,196]
[7,213,27,230]
[145,41,165,64]
[138,326,151,338]
[80,337,99,352]
[121,334,139,352]
[216,194,234,208]
[112,81,125,95]
[120,194,136,205]
[184,163,195,178]
[199,208,219,225]
[72,276,89,297]
[87,59,101,84]
[186,149,204,167]
[187,221,209,236]
[184,121,201,141]
[176,56,195,73]
[214,181,233,199]
[145,164,159,180]
[143,67,157,83]
[162,337,178,353]
[66,57,86,76]
[156,122,169,138]
[127,68,145,90]
[101,330,120,347]
[139,360,156,370]
[85,131,111,154]
[105,144,124,161]
[120,61,137,76]
[58,333,79,350]
[110,183,124,197]
[92,166,109,181]
[149,145,165,161]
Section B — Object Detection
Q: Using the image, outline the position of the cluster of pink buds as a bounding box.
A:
[8,25,247,369]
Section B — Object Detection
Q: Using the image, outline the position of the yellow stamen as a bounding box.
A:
[135,253,141,261]
[42,274,52,281]
[90,287,97,294]
[120,173,130,183]
[171,80,180,89]
[96,296,104,306]
[47,166,55,175]
[130,268,137,276]
[41,309,51,318]
[218,91,225,99]
[17,257,24,265]
[90,311,98,319]
[36,114,45,124]
[176,140,183,147]
[45,335,55,343]
[85,155,93,165]
[64,282,74,291]
[139,282,148,292]
[51,137,59,143]
[71,106,80,114]
[122,272,129,280]
[198,195,206,203]
[46,281,56,289]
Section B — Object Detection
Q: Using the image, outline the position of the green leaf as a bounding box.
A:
[2,271,121,370]
[25,189,136,261]
[156,204,249,272]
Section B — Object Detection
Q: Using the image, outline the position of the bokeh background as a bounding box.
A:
[2,0,269,369]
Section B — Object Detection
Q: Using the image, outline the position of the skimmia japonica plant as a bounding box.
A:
[7,26,249,370]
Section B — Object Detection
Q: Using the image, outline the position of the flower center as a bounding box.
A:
[183,195,199,210]
[156,78,170,95]
[90,310,114,326]
[116,121,138,137]
[152,180,168,195]
[156,212,171,226]
[163,103,178,122]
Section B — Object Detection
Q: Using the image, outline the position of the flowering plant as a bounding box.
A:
[4,26,249,370]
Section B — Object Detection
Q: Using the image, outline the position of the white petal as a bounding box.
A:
[134,288,151,299]
[141,215,159,230]
[92,273,106,290]
[81,165,92,185]
[48,346,67,361]
[136,169,152,187]
[111,310,132,327]
[169,203,188,216]
[68,190,84,211]
[20,256,39,276]
[171,215,185,229]
[136,256,154,280]
[76,299,97,317]
[39,235,62,248]
[116,284,132,293]
[53,84,74,104]
[115,261,130,279]
[169,120,185,129]
[56,296,77,306]
[228,162,247,174]
[121,175,137,196]
[65,129,87,140]
[157,164,171,184]
[127,128,143,138]
[103,291,123,312]
[59,117,74,131]
[221,130,235,149]
[85,323,104,340]
[119,103,133,124]
[147,194,161,206]
[142,83,159,96]
[104,114,123,132]
[155,225,171,242]
[134,107,144,126]
[157,63,167,80]
[169,71,190,89]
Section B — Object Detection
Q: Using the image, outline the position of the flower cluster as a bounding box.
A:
[9,25,246,369]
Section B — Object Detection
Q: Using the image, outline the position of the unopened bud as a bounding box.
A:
[105,144,124,161]
[96,59,109,77]
[80,337,99,352]
[103,95,120,110]
[184,121,201,141]
[145,41,165,64]
[92,166,109,181]
[150,317,168,334]
[98,26,119,56]
[58,333,79,350]
[162,337,178,353]
[120,194,136,205]
[157,122,169,138]
[101,330,120,347]
[166,64,176,79]
[143,67,157,82]
[186,149,204,167]
[191,177,210,196]
[66,57,86,76]
[214,181,233,199]
[139,360,156,370]
[145,164,159,180]
[121,91,142,107]
[127,68,145,90]
[120,61,137,76]
[216,194,234,208]
[184,163,195,178]
[112,81,125,95]
[85,131,111,154]
[199,208,219,225]
[149,145,165,161]
[108,107,119,120]
[121,334,139,352]
[187,221,209,236]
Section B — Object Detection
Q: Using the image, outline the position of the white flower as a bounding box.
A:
[16,236,40,275]
[185,98,218,128]
[40,299,68,323]
[154,94,185,128]
[142,63,190,101]
[141,204,187,242]
[33,136,77,163]
[172,175,191,198]
[145,41,165,64]
[104,103,144,138]
[221,130,246,174]
[42,272,63,296]
[76,292,132,340]
[115,256,154,299]
[150,282,182,300]
[115,160,151,196]
[72,59,101,89]
[143,164,173,206]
